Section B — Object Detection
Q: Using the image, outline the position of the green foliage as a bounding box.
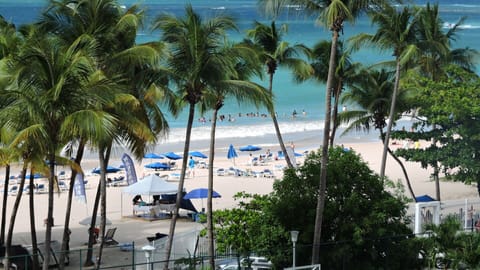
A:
[214,147,419,269]
[419,216,480,269]
[394,66,480,187]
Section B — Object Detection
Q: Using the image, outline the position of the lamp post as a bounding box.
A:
[142,245,156,270]
[290,230,299,270]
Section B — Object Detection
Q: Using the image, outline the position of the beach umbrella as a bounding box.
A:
[144,162,171,170]
[144,152,164,159]
[239,145,262,152]
[227,144,238,165]
[184,188,221,211]
[164,152,182,160]
[189,151,207,159]
[24,173,45,179]
[92,165,121,174]
[79,215,112,226]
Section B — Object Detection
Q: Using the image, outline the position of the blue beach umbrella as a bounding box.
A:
[144,162,171,170]
[164,152,182,160]
[239,145,262,152]
[189,151,207,159]
[227,144,238,165]
[184,188,221,211]
[144,153,164,159]
[92,165,121,174]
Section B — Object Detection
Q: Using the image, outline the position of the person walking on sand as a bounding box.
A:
[188,156,195,177]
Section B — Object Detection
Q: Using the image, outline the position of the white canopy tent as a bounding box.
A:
[121,174,178,217]
[123,174,177,196]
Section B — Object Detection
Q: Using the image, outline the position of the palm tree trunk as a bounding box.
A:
[312,29,338,264]
[329,84,342,147]
[5,165,27,269]
[43,153,57,270]
[380,58,401,179]
[96,144,112,269]
[1,164,10,246]
[164,103,196,269]
[386,148,416,200]
[84,179,102,267]
[207,107,220,269]
[29,170,40,270]
[269,73,294,168]
[433,166,441,201]
[59,139,86,268]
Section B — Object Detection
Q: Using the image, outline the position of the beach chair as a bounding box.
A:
[216,168,225,176]
[104,228,119,246]
[262,169,275,178]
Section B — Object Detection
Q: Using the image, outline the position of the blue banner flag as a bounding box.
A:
[122,153,138,185]
[73,173,86,204]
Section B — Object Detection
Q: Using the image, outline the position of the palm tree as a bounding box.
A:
[288,0,388,262]
[39,1,169,266]
[408,4,478,201]
[349,4,418,181]
[244,21,311,168]
[199,42,271,269]
[151,4,239,266]
[2,30,115,270]
[298,40,358,146]
[0,127,18,247]
[339,68,416,199]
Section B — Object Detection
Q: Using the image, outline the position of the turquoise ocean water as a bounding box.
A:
[0,0,479,154]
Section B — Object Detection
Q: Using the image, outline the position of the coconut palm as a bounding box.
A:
[287,0,388,262]
[199,42,271,268]
[1,29,118,269]
[0,127,18,247]
[412,3,478,81]
[39,1,170,266]
[349,4,418,182]
[298,40,359,146]
[151,4,239,265]
[244,21,311,168]
[339,68,416,199]
[402,3,478,201]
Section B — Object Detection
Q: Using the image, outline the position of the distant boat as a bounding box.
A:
[211,6,226,10]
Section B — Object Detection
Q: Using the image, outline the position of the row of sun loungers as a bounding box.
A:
[216,167,276,178]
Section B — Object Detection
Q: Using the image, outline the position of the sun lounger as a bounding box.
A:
[104,227,119,246]
[216,168,225,176]
[262,169,275,178]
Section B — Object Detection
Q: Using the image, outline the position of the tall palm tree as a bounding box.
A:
[151,5,239,266]
[288,0,387,262]
[39,1,168,266]
[2,30,116,270]
[0,127,18,247]
[244,21,311,168]
[405,3,478,200]
[297,40,358,146]
[349,4,418,181]
[339,68,416,199]
[199,42,271,269]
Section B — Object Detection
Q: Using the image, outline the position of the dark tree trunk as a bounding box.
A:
[164,102,196,269]
[207,107,220,269]
[59,139,86,268]
[312,28,339,264]
[84,179,102,266]
[1,164,11,246]
[96,144,112,269]
[380,58,401,178]
[5,164,28,269]
[29,170,40,270]
[43,153,57,270]
[268,72,294,168]
[329,84,342,147]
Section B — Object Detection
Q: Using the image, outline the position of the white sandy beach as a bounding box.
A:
[1,137,478,268]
